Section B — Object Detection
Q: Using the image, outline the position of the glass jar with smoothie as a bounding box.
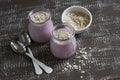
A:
[28,8,53,42]
[50,24,77,59]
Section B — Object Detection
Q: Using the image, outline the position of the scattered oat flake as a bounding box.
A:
[62,70,64,72]
[76,56,81,58]
[84,52,87,55]
[80,76,83,78]
[79,68,81,70]
[73,65,78,69]
[81,70,85,73]
[81,55,88,59]
[82,63,86,66]
[64,67,68,71]
[66,62,70,65]
[79,50,86,54]
[73,62,76,64]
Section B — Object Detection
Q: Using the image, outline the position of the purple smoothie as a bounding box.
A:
[50,24,77,59]
[28,8,53,42]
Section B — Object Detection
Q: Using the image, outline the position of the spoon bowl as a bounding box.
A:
[19,31,31,46]
[10,41,26,54]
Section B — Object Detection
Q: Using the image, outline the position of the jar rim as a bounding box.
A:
[52,23,75,41]
[28,8,51,24]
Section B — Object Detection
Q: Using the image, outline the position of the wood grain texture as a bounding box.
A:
[0,0,120,80]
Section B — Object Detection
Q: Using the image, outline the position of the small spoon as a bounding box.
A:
[19,31,42,75]
[11,41,26,54]
[19,31,31,47]
[11,41,53,74]
[10,41,42,75]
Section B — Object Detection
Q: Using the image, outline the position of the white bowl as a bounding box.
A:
[62,6,92,34]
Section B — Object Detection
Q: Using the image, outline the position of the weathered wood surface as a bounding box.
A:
[0,0,120,80]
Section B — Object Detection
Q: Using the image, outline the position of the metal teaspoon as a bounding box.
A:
[19,31,42,75]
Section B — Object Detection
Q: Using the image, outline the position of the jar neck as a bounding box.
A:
[52,34,74,42]
[28,8,51,25]
[51,24,75,42]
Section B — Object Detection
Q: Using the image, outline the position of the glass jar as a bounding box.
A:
[28,8,53,42]
[50,24,77,59]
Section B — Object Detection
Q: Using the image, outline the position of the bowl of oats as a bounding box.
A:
[62,6,92,34]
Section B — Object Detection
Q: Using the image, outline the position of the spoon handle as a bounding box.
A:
[32,58,43,75]
[27,48,43,75]
[25,53,53,74]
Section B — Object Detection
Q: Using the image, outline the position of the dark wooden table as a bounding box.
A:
[0,0,120,80]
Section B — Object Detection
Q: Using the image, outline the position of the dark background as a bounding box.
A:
[0,0,120,80]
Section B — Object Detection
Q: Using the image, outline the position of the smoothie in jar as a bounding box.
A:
[28,8,53,42]
[50,24,77,59]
